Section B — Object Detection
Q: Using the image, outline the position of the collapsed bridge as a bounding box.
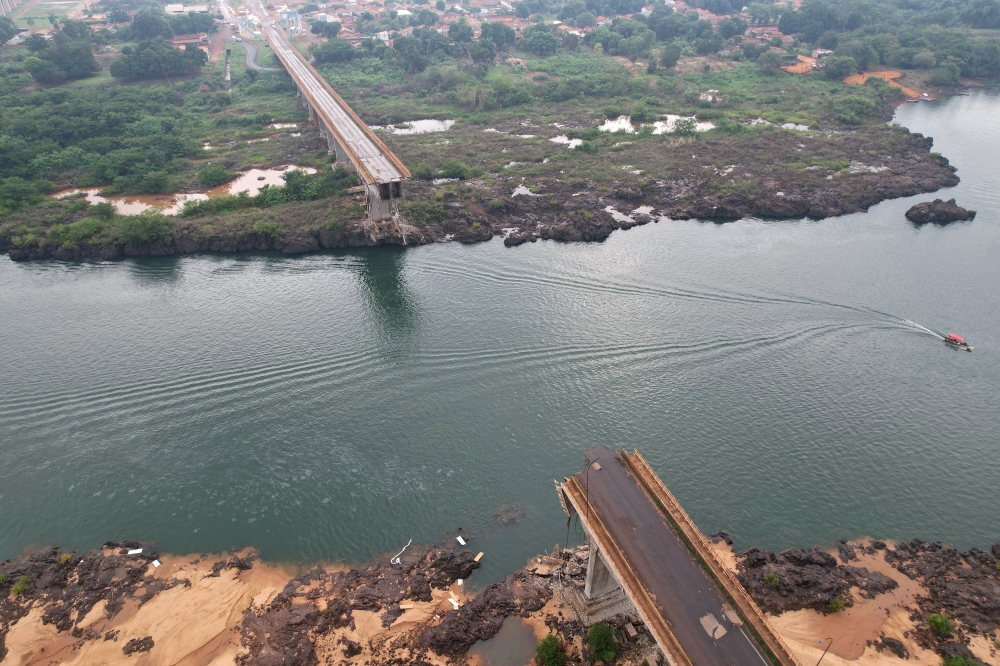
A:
[244,0,410,226]
[557,447,804,666]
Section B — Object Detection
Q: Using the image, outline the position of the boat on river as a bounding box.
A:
[944,333,973,351]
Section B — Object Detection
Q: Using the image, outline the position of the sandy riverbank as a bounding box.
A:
[2,537,997,665]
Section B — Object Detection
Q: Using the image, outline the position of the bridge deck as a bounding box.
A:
[243,0,408,186]
[571,447,775,666]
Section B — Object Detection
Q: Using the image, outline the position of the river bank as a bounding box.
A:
[1,123,959,261]
[2,536,997,666]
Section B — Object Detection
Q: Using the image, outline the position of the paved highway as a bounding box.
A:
[578,447,772,666]
[241,0,408,185]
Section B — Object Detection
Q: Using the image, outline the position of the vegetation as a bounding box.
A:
[827,597,846,612]
[111,39,208,81]
[942,658,980,666]
[587,622,619,662]
[1,0,994,256]
[928,613,956,636]
[535,634,565,666]
[763,572,780,589]
[11,575,31,596]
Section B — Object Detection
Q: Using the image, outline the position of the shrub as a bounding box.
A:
[828,597,846,612]
[673,118,698,135]
[198,164,235,188]
[439,160,469,179]
[630,103,656,122]
[114,211,175,246]
[0,574,6,585]
[577,140,598,153]
[942,657,979,666]
[587,622,618,662]
[535,634,565,666]
[59,553,72,564]
[251,220,284,238]
[11,575,31,596]
[928,613,955,636]
[763,572,780,589]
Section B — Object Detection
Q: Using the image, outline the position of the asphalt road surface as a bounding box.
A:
[577,447,772,666]
[243,0,406,184]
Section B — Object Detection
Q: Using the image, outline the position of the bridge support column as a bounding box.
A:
[584,544,620,599]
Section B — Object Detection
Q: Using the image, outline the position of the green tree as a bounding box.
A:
[468,37,496,63]
[23,33,50,53]
[756,49,784,71]
[587,622,618,663]
[436,0,445,9]
[927,613,955,636]
[48,41,101,79]
[823,55,857,79]
[198,164,234,187]
[22,56,65,84]
[308,37,356,63]
[575,11,595,26]
[448,18,473,42]
[719,16,747,38]
[130,8,173,40]
[660,42,681,67]
[520,24,560,55]
[480,20,515,47]
[535,634,565,666]
[311,20,342,38]
[0,16,17,45]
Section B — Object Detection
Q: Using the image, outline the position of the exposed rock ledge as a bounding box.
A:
[2,536,997,665]
[905,198,977,224]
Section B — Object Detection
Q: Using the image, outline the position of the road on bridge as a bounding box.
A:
[576,447,773,666]
[239,0,408,187]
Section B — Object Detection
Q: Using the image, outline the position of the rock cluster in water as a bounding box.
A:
[905,198,977,224]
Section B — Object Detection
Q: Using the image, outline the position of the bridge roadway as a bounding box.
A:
[564,447,783,666]
[240,0,409,219]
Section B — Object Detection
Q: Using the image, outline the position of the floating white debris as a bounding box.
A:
[152,560,161,568]
[128,548,143,555]
[456,536,467,546]
[512,185,537,197]
[457,579,463,586]
[515,134,536,139]
[483,127,499,132]
[781,122,810,131]
[504,161,521,169]
[550,135,583,149]
[270,123,298,129]
[449,598,460,609]
[474,552,484,562]
[432,178,458,185]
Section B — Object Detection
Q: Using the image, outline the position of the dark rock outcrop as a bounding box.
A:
[737,545,898,614]
[905,198,977,224]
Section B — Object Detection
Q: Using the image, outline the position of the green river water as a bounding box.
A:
[1,92,998,584]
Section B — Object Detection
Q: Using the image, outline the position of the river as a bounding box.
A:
[1,91,997,584]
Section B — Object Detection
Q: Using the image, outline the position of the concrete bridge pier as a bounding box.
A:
[584,543,621,599]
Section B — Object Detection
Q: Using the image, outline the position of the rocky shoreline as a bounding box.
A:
[2,127,961,262]
[2,535,998,665]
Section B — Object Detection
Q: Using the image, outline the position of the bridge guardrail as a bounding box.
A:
[621,450,804,666]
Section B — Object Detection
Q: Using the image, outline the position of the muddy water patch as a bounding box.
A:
[467,616,537,666]
[52,166,317,216]
[208,166,317,197]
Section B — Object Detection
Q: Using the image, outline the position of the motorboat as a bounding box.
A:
[944,333,973,352]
